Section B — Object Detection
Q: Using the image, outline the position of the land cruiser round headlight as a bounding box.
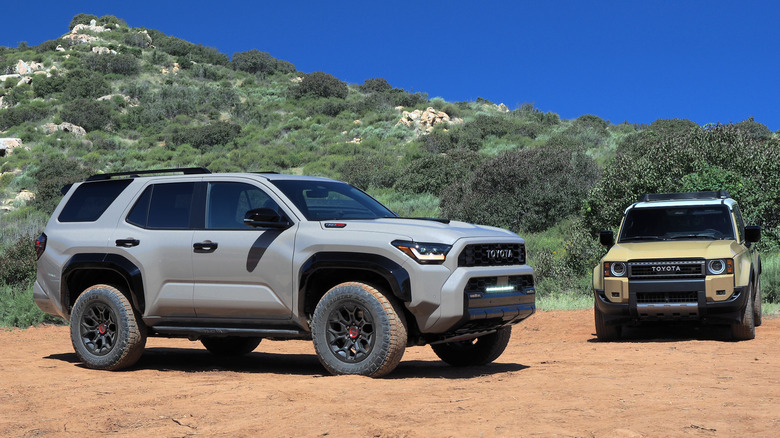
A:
[707,259,726,275]
[610,262,627,277]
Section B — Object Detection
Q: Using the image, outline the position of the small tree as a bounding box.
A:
[293,72,348,99]
[359,78,392,93]
[231,49,296,75]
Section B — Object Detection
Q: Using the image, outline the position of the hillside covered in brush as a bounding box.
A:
[2,14,780,325]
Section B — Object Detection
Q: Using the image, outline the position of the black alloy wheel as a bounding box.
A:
[325,300,376,363]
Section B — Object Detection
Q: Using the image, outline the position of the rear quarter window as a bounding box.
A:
[58,180,133,222]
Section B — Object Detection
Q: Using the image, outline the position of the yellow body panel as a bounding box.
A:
[594,241,755,303]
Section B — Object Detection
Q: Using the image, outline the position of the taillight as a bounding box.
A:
[35,233,47,260]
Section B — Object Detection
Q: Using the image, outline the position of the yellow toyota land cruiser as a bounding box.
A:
[593,191,762,341]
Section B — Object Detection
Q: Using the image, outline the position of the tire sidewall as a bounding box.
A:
[70,285,145,370]
[311,283,405,376]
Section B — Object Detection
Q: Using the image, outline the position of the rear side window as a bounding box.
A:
[58,180,133,223]
[126,182,196,229]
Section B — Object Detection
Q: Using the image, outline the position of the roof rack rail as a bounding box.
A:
[86,167,211,182]
[638,190,730,202]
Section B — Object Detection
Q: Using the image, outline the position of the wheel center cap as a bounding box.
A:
[348,326,360,339]
[98,323,107,335]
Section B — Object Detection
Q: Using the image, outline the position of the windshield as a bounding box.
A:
[270,179,397,221]
[619,205,735,242]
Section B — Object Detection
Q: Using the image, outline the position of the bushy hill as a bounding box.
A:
[1,15,779,325]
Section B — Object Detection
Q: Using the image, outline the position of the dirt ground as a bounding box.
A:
[1,309,778,438]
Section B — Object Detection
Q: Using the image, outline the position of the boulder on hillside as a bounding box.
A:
[16,60,30,75]
[0,138,23,157]
[0,73,21,83]
[42,122,87,137]
[91,46,118,55]
[397,107,460,133]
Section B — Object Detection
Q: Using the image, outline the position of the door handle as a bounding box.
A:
[116,238,140,247]
[193,241,218,253]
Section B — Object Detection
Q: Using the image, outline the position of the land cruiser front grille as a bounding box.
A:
[636,291,698,304]
[628,260,704,279]
[458,243,525,267]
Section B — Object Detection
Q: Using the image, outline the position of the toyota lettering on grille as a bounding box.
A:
[652,265,681,272]
[487,249,514,260]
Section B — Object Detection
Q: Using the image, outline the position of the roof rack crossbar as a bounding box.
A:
[638,190,730,202]
[86,167,211,181]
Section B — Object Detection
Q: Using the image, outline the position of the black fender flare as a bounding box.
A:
[62,253,145,314]
[299,252,411,303]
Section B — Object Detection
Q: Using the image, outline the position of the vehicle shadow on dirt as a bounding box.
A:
[389,360,529,379]
[588,324,736,343]
[45,347,529,379]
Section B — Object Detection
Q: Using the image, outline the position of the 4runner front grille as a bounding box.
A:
[628,260,704,279]
[458,243,525,267]
[464,275,534,295]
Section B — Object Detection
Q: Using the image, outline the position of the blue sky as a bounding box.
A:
[3,1,779,130]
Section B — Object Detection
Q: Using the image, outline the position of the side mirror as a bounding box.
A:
[243,208,292,230]
[599,230,615,248]
[745,225,761,243]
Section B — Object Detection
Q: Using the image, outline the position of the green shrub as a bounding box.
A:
[0,284,64,327]
[81,53,140,75]
[762,254,780,303]
[573,114,608,134]
[167,121,242,150]
[60,98,114,132]
[32,72,66,98]
[394,149,482,195]
[97,14,127,28]
[34,39,62,53]
[358,78,392,93]
[146,29,228,66]
[69,13,98,30]
[230,49,296,75]
[338,154,399,190]
[3,83,33,106]
[441,146,599,233]
[0,235,36,286]
[63,69,111,100]
[0,101,52,130]
[292,71,348,99]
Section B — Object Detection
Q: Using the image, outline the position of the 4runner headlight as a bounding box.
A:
[707,259,733,275]
[604,261,626,277]
[392,240,451,264]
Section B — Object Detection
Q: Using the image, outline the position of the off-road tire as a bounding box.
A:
[731,282,756,341]
[201,337,262,356]
[594,304,622,341]
[753,276,763,327]
[311,282,407,377]
[431,326,512,367]
[70,284,147,370]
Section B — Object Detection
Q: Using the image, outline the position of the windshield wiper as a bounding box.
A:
[620,236,666,241]
[669,234,717,240]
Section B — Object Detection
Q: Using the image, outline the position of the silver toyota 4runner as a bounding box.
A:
[34,168,536,376]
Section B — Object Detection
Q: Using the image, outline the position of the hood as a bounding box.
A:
[319,218,520,244]
[605,240,743,261]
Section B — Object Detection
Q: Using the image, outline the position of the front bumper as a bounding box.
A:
[594,280,748,326]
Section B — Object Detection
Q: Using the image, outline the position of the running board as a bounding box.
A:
[151,326,308,340]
